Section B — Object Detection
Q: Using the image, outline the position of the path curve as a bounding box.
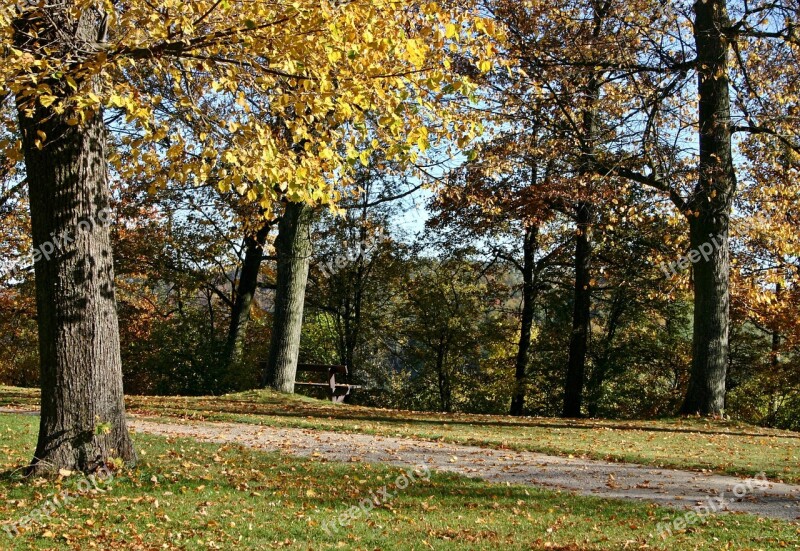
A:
[3,408,799,521]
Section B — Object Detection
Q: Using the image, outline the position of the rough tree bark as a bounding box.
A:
[14,3,136,474]
[510,225,538,416]
[563,202,593,418]
[680,0,736,416]
[262,202,313,393]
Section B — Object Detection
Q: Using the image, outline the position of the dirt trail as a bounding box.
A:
[3,408,799,521]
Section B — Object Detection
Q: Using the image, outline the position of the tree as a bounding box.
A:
[511,225,538,415]
[3,0,497,470]
[456,0,646,416]
[483,0,800,415]
[593,1,800,415]
[223,220,274,372]
[628,1,798,414]
[430,134,565,416]
[305,155,407,381]
[678,0,737,415]
[563,202,594,417]
[396,254,511,413]
[11,4,136,474]
[263,201,313,392]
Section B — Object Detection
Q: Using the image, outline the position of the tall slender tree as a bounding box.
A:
[263,202,314,392]
[679,0,736,414]
[224,221,274,371]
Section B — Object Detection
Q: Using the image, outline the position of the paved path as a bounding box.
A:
[3,408,799,521]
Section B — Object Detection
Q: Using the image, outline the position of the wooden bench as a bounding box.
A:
[294,363,361,403]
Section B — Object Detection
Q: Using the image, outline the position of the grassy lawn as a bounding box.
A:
[1,413,798,550]
[2,385,800,485]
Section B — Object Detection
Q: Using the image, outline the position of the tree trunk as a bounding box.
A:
[14,5,136,474]
[223,223,271,371]
[510,225,538,416]
[680,0,736,416]
[561,11,602,419]
[263,202,313,392]
[563,202,593,418]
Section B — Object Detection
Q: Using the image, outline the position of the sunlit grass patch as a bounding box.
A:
[1,413,799,550]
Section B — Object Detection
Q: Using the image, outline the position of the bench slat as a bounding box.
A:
[293,363,359,403]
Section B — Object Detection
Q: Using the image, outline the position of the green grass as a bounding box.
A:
[2,385,800,485]
[0,413,798,550]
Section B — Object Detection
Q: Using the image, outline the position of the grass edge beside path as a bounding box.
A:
[1,385,799,485]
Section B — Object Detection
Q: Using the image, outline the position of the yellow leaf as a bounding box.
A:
[39,95,58,108]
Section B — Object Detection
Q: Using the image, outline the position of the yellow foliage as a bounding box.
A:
[3,0,501,217]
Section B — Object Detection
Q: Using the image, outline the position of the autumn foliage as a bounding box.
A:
[0,0,799,454]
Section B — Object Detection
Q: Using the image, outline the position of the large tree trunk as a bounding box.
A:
[563,202,593,418]
[262,202,313,392]
[223,223,271,371]
[510,225,537,416]
[15,5,136,475]
[680,0,736,416]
